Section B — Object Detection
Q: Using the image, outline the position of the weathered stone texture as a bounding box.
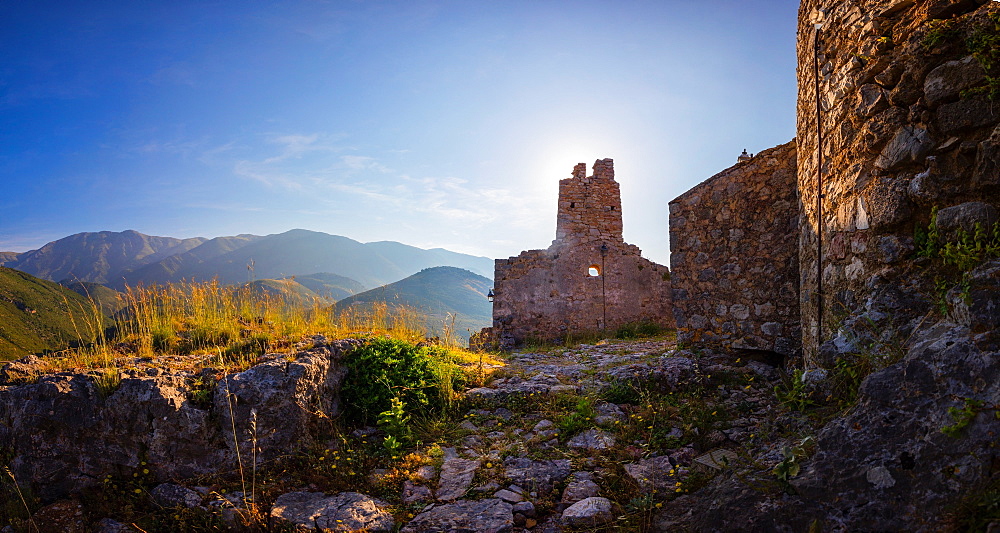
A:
[0,340,357,500]
[796,0,1000,362]
[669,141,801,357]
[491,159,673,347]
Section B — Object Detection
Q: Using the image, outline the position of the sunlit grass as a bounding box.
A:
[31,279,478,374]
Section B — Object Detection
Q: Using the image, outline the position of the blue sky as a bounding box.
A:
[1,0,799,265]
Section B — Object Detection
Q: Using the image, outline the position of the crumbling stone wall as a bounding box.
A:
[491,159,673,347]
[796,0,1000,364]
[669,141,801,357]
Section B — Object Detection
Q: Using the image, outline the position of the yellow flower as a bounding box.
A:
[134,488,142,494]
[675,488,682,492]
[711,411,717,416]
[675,482,682,486]
[656,502,663,508]
[735,358,741,363]
[486,462,493,468]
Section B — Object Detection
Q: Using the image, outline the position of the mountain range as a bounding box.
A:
[1,229,494,290]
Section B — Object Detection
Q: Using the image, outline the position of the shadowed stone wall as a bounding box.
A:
[669,141,801,357]
[796,0,1000,364]
[491,159,673,348]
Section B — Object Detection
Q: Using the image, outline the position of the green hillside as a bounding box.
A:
[0,267,108,360]
[289,273,365,301]
[62,281,124,316]
[244,278,328,307]
[336,266,492,343]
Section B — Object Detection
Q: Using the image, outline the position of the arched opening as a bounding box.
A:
[588,265,601,277]
[570,202,575,208]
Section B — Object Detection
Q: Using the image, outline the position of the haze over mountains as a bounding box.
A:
[337,266,492,342]
[0,229,494,291]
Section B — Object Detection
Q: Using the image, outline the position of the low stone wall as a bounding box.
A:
[669,141,801,357]
[0,340,357,500]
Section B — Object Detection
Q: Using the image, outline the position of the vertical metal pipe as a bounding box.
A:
[601,244,608,330]
[814,22,824,354]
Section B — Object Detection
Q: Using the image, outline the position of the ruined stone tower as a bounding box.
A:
[488,159,673,348]
[555,160,623,245]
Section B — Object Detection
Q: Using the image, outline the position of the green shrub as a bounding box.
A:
[340,338,460,424]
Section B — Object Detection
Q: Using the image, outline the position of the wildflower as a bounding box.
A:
[656,503,663,508]
[711,411,717,416]
[735,358,741,363]
[142,469,149,474]
[134,488,142,494]
[486,462,493,468]
[676,488,682,492]
[319,457,325,461]
[675,482,682,486]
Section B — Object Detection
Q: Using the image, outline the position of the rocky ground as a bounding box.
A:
[5,318,997,532]
[3,335,823,532]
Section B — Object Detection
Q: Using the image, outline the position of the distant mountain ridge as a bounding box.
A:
[1,229,494,290]
[337,266,492,342]
[2,230,206,285]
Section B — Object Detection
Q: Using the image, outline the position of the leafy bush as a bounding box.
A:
[340,338,461,424]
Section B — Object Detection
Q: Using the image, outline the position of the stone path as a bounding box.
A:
[74,337,798,532]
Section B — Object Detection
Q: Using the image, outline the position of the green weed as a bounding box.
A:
[941,398,983,437]
[922,18,961,49]
[556,396,597,440]
[774,369,815,412]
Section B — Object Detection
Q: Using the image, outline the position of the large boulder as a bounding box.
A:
[402,499,513,533]
[923,55,987,107]
[270,491,395,532]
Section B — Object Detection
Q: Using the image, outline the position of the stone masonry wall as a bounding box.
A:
[796,0,1000,364]
[669,141,801,357]
[492,160,673,347]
